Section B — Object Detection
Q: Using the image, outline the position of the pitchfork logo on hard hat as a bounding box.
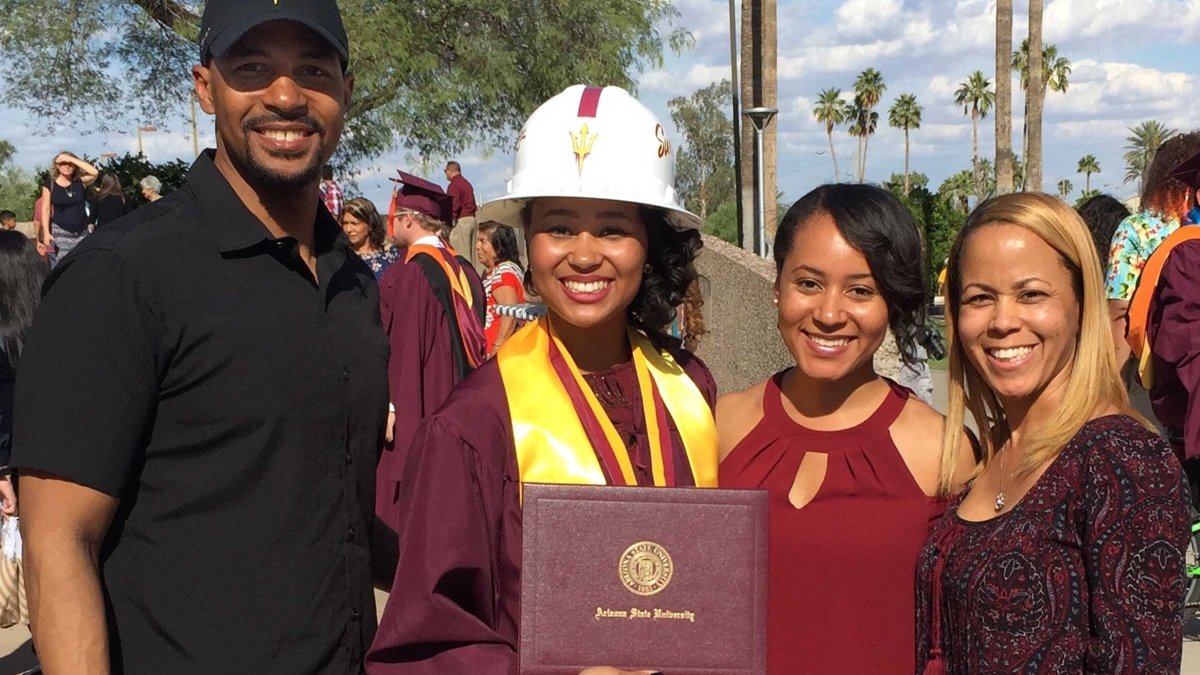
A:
[570,124,598,176]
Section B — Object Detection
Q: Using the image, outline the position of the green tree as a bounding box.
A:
[703,200,738,245]
[853,68,886,182]
[1057,178,1073,199]
[888,93,922,197]
[847,95,879,184]
[954,71,994,204]
[813,88,851,183]
[0,140,15,168]
[977,157,997,195]
[1012,153,1025,190]
[32,152,189,210]
[1076,154,1100,193]
[1073,189,1102,210]
[669,80,734,221]
[898,186,967,295]
[1012,39,1070,190]
[939,170,975,214]
[0,0,690,164]
[1123,120,1177,194]
[884,172,929,195]
[0,166,37,221]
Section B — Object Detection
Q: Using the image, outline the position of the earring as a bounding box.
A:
[644,263,653,273]
[772,298,779,306]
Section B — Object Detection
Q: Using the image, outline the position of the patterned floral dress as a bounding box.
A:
[915,415,1190,675]
[359,248,401,281]
[1105,211,1180,301]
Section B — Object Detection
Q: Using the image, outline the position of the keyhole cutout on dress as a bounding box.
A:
[788,452,828,510]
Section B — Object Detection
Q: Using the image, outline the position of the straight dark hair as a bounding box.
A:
[774,183,927,364]
[1076,194,1130,270]
[479,221,522,267]
[95,173,125,200]
[342,197,386,251]
[0,230,47,369]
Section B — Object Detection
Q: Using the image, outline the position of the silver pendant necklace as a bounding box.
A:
[995,445,1009,512]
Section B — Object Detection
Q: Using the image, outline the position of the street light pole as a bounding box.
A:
[744,107,777,258]
[137,126,159,157]
[727,0,744,250]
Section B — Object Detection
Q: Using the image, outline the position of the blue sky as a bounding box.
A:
[2,0,1197,212]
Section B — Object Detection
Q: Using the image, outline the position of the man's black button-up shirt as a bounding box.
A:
[13,151,389,675]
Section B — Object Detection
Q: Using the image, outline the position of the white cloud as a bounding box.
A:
[638,70,686,95]
[835,0,904,36]
[685,63,731,88]
[789,96,814,119]
[1044,0,1200,43]
[1048,60,1195,121]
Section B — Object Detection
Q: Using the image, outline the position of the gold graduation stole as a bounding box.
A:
[496,316,718,494]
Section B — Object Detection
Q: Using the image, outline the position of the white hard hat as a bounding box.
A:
[478,85,701,231]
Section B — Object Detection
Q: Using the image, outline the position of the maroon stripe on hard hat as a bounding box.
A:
[577,87,603,118]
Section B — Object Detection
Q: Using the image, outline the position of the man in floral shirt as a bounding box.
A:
[1106,133,1200,368]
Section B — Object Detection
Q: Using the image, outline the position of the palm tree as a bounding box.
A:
[995,0,1015,194]
[1057,178,1073,200]
[1123,120,1178,194]
[955,71,995,203]
[939,170,976,214]
[977,158,998,196]
[888,93,922,196]
[1076,154,1100,193]
[1013,38,1069,190]
[853,68,887,182]
[847,95,878,183]
[813,88,850,183]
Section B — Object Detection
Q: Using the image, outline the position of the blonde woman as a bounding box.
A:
[915,193,1190,675]
[39,152,99,268]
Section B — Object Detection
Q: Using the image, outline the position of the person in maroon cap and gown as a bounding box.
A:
[376,172,486,536]
[366,84,719,675]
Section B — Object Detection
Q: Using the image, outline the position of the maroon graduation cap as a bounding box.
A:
[392,171,453,224]
[1170,150,1200,190]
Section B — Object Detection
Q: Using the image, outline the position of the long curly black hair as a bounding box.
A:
[522,204,702,345]
[629,207,702,344]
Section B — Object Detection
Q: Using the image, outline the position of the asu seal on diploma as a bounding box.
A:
[619,541,674,596]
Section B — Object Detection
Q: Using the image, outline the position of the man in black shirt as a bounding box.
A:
[12,1,388,674]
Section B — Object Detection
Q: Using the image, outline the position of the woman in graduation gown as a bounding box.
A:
[365,85,719,675]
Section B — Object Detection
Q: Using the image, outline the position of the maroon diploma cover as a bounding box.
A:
[520,484,768,675]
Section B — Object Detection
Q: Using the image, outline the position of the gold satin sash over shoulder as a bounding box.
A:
[496,316,718,492]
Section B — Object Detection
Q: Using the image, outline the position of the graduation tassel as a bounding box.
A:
[921,648,947,675]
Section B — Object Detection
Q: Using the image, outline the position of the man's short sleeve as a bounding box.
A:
[12,249,161,497]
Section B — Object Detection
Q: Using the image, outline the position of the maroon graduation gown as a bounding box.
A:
[377,248,485,532]
[365,350,717,675]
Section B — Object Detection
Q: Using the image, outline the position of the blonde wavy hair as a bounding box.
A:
[937,193,1144,494]
[49,151,81,180]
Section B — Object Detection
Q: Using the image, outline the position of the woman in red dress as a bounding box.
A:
[718,184,975,675]
[915,193,1189,675]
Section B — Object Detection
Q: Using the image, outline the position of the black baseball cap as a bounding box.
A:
[199,0,349,66]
